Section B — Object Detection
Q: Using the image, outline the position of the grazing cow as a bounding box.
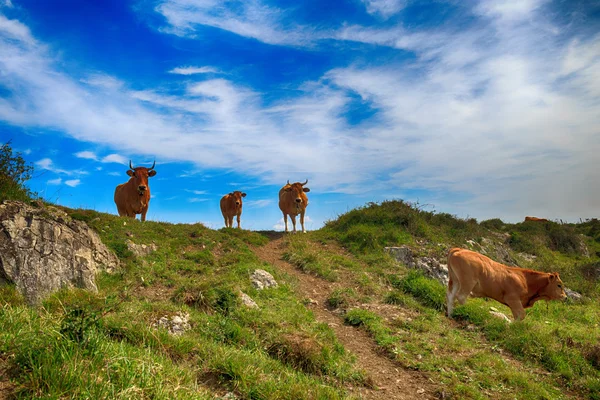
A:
[220,191,246,229]
[279,179,310,233]
[114,161,156,222]
[525,216,549,222]
[446,248,566,321]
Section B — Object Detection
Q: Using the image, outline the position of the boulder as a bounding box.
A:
[0,201,119,305]
[250,269,278,290]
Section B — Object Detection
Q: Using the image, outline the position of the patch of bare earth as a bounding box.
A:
[0,355,15,400]
[252,235,438,400]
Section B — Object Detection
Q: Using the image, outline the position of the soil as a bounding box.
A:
[0,356,15,400]
[252,233,439,400]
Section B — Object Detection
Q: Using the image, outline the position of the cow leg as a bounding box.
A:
[505,298,526,321]
[290,215,297,233]
[236,214,241,229]
[141,207,148,222]
[223,216,229,228]
[446,267,461,317]
[283,213,289,232]
[228,216,234,228]
[300,212,306,233]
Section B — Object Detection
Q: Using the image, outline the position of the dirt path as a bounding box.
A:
[253,234,438,400]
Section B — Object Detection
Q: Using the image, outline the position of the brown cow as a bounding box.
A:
[279,179,310,233]
[525,216,549,222]
[220,191,246,228]
[114,161,156,222]
[446,248,566,321]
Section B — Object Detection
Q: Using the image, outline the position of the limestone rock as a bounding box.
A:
[0,201,119,305]
[152,312,191,336]
[240,291,258,308]
[250,269,278,290]
[126,239,157,257]
[385,246,448,285]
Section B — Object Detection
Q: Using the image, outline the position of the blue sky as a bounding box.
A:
[1,0,599,230]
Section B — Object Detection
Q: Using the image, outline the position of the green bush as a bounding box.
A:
[0,140,36,202]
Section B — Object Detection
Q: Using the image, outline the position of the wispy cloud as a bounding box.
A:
[101,154,127,164]
[185,189,208,195]
[361,0,406,18]
[47,177,62,185]
[74,150,98,160]
[245,199,272,208]
[188,197,208,203]
[169,66,219,75]
[35,158,88,176]
[65,179,81,187]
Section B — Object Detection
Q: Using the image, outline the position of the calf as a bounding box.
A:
[220,191,246,228]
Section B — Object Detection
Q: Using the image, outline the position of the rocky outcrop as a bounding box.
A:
[0,201,119,305]
[126,239,157,257]
[385,246,449,285]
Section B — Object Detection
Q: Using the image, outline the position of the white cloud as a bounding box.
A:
[2,0,13,8]
[273,215,312,231]
[3,6,600,222]
[244,199,272,208]
[188,197,208,202]
[35,158,89,176]
[23,148,31,155]
[169,66,218,75]
[101,154,127,164]
[74,150,98,160]
[185,189,208,195]
[361,0,406,18]
[47,177,62,185]
[0,14,34,44]
[65,179,81,187]
[108,172,121,176]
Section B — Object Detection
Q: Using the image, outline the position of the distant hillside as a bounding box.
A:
[1,197,599,399]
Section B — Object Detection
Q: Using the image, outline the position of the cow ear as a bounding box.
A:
[549,273,557,282]
[303,187,310,193]
[148,170,157,177]
[126,170,134,177]
[242,192,247,197]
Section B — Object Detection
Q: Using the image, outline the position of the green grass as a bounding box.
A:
[2,199,600,399]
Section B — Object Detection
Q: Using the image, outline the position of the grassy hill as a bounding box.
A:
[1,199,599,399]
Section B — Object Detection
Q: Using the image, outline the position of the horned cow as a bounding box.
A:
[279,179,310,233]
[114,160,156,222]
[220,191,246,229]
[446,247,566,321]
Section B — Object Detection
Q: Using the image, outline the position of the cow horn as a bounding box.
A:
[287,180,290,185]
[149,160,155,170]
[129,160,134,170]
[301,179,308,186]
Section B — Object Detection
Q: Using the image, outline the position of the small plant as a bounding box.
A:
[0,140,36,202]
[60,306,102,343]
[396,271,446,311]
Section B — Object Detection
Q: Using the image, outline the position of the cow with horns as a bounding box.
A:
[278,179,310,233]
[114,160,156,222]
[220,191,247,229]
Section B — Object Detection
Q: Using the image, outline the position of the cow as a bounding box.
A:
[220,191,246,229]
[279,179,310,233]
[114,160,156,222]
[446,247,566,321]
[525,216,549,222]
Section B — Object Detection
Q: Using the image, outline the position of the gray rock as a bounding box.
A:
[0,201,119,305]
[385,246,448,285]
[489,310,512,323]
[126,239,157,257]
[250,269,278,290]
[565,288,583,301]
[152,312,190,336]
[240,292,258,308]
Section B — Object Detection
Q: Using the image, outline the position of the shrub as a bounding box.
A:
[0,140,36,202]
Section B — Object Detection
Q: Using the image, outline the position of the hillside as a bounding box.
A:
[1,200,599,400]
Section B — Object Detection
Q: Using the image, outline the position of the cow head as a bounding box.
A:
[126,160,156,195]
[284,179,310,211]
[541,272,567,301]
[229,191,247,207]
